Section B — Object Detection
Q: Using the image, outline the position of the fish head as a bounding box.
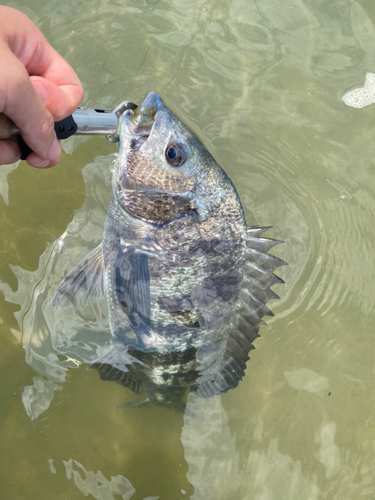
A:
[115,92,230,223]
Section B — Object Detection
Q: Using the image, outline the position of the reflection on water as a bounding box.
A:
[63,459,137,500]
[2,0,375,498]
[181,394,239,500]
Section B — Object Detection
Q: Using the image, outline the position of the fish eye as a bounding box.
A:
[165,143,187,167]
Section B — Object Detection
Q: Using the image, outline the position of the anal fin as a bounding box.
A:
[89,341,144,394]
[91,362,144,394]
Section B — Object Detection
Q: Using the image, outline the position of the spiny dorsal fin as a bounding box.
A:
[240,289,274,318]
[196,226,286,398]
[52,244,105,308]
[246,247,287,272]
[246,226,283,253]
[246,225,273,237]
[245,261,284,287]
[243,275,280,303]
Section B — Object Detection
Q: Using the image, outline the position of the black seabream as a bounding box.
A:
[52,92,286,406]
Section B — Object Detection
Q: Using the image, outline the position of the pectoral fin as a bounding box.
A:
[113,240,151,337]
[52,245,105,308]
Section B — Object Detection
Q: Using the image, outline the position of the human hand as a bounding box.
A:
[0,6,83,168]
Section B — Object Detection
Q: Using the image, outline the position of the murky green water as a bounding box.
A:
[2,0,375,498]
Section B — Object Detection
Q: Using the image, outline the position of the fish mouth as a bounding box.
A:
[121,92,162,141]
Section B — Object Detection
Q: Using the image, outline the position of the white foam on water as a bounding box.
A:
[342,72,375,108]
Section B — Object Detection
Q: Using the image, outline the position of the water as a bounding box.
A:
[1,0,375,498]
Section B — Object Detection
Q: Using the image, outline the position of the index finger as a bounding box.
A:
[28,47,83,121]
[5,8,83,120]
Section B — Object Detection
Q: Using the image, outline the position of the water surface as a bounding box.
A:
[1,0,375,498]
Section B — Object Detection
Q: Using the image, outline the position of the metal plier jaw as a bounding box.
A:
[105,101,138,143]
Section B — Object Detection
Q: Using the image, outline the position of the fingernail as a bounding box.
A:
[32,81,49,104]
[31,159,50,168]
[47,138,61,161]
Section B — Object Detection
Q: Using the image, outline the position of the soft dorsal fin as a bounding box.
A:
[52,244,105,308]
[196,226,287,397]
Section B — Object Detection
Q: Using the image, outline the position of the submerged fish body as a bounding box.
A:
[53,92,286,403]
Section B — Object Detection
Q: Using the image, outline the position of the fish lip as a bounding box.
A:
[139,92,162,110]
[120,92,163,141]
[120,110,156,140]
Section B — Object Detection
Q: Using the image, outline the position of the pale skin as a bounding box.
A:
[0,6,83,168]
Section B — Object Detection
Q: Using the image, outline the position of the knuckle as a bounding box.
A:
[2,65,28,107]
[38,112,54,139]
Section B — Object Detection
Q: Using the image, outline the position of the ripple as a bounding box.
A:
[0,156,114,419]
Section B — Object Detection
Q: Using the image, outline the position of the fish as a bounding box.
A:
[52,92,286,405]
